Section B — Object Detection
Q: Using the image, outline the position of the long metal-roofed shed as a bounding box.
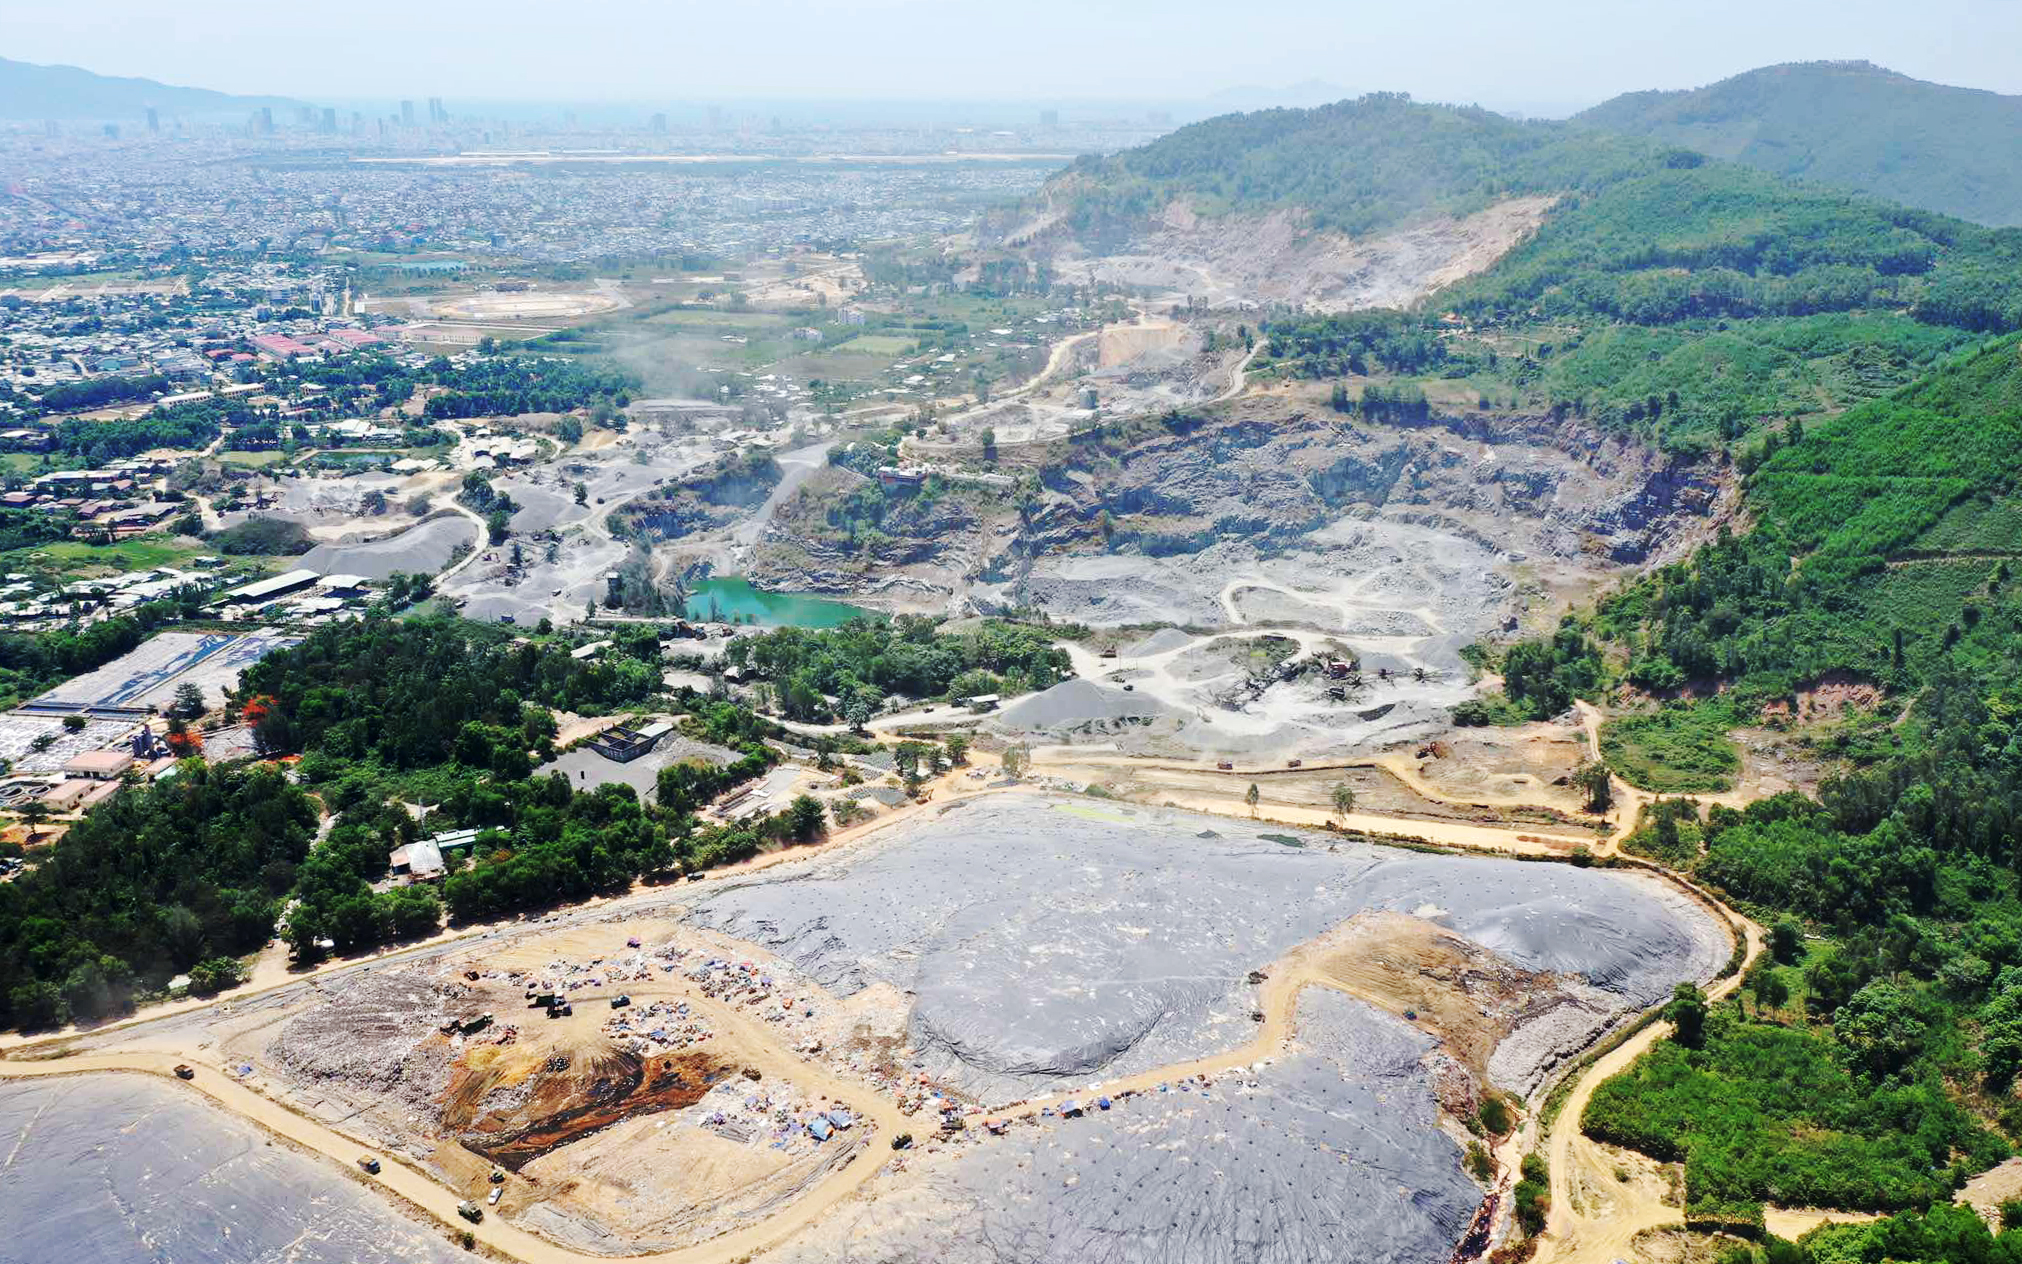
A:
[223,568,321,606]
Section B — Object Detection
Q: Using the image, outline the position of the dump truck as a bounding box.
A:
[546,1003,572,1019]
[458,1201,484,1223]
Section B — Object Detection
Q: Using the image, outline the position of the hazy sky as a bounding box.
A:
[14,0,2022,115]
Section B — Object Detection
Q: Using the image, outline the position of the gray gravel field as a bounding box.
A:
[0,1075,467,1264]
[689,794,1728,1103]
[770,989,1479,1264]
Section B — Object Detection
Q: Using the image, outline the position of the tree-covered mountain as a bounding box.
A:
[1575,61,2022,227]
[1043,91,2022,450]
[0,56,302,121]
[1023,92,1664,244]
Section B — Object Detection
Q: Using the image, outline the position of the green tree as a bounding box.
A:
[1245,783,1261,815]
[1834,979,1926,1076]
[1572,759,1613,813]
[1331,782,1355,820]
[787,794,826,842]
[1001,745,1030,779]
[1750,965,1790,1016]
[1668,982,1708,1049]
[1769,918,1806,965]
[170,681,207,719]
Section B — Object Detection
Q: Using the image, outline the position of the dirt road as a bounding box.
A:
[1531,899,1762,1264]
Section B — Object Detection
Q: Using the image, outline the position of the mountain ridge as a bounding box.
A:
[0,55,304,121]
[1574,60,2022,226]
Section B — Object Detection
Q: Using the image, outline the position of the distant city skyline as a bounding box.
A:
[11,0,2022,120]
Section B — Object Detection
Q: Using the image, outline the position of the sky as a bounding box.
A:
[12,0,2022,117]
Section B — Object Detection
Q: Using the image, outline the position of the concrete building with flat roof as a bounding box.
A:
[64,748,135,780]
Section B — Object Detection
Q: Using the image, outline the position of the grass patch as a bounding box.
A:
[218,449,292,468]
[1600,700,1742,793]
[832,334,916,356]
[0,535,202,577]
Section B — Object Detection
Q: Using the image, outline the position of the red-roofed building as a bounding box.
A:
[250,334,315,360]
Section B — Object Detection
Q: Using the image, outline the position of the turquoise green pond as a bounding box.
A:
[683,577,874,628]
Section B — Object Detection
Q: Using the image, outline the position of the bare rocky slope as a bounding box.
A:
[1026,196,1556,312]
[749,390,1732,637]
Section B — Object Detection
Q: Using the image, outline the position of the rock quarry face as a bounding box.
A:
[991,195,1559,313]
[750,401,1728,635]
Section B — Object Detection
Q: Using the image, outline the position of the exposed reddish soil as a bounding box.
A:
[445,1046,734,1170]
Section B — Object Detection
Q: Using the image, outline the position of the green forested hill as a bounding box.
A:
[1475,337,2022,1237]
[1080,93,2022,448]
[1030,92,1662,244]
[1575,61,2022,227]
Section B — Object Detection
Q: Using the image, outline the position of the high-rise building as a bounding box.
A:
[321,107,337,133]
[1040,109,1059,127]
[428,97,445,124]
[649,112,667,134]
[44,120,58,138]
[400,100,416,127]
[146,106,160,133]
[102,123,120,139]
[707,105,723,131]
[260,107,275,135]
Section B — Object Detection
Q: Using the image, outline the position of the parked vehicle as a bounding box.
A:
[173,1064,195,1080]
[458,1202,484,1224]
[358,1157,381,1175]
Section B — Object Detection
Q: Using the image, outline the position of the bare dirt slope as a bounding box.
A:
[1048,196,1556,311]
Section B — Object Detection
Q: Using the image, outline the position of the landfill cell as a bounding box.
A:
[769,990,1480,1264]
[688,795,1728,1103]
[0,1074,467,1264]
